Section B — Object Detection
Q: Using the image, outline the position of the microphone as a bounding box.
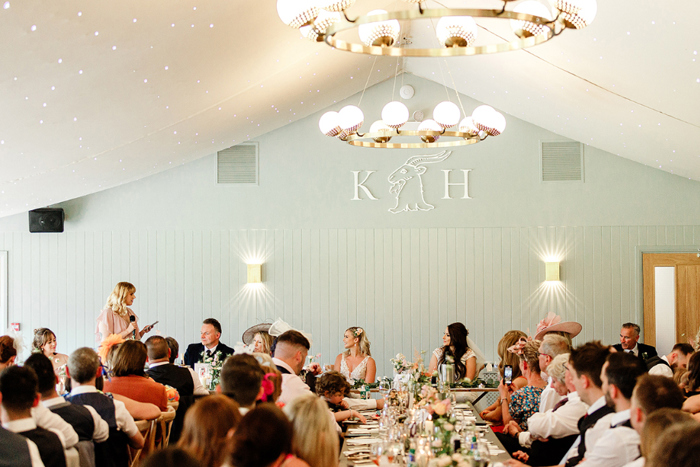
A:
[130,315,136,340]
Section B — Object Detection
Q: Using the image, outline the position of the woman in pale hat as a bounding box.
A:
[243,323,274,355]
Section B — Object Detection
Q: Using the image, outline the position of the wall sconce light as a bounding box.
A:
[545,262,560,281]
[247,264,262,284]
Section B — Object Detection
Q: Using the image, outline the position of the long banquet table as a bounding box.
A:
[339,401,511,466]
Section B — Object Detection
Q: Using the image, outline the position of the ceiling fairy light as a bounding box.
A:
[277,0,597,56]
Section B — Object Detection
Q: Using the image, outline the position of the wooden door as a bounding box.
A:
[642,253,700,347]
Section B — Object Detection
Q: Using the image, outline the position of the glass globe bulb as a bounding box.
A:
[317,0,355,12]
[369,120,392,143]
[511,1,553,38]
[300,25,319,41]
[433,101,460,129]
[550,0,596,29]
[458,117,479,136]
[277,0,319,29]
[312,9,342,33]
[381,101,409,129]
[417,119,442,143]
[472,105,497,134]
[338,105,364,133]
[358,10,400,47]
[490,111,506,136]
[319,111,341,137]
[435,16,477,48]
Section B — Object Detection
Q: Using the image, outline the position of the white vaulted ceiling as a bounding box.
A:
[1,0,699,218]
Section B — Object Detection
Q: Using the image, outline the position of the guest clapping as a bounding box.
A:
[95,282,155,342]
[428,323,476,381]
[32,328,68,374]
[333,327,376,384]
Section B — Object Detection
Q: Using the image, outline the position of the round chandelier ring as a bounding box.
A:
[346,130,483,149]
[324,8,560,57]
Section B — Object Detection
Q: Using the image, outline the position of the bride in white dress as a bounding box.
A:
[333,327,377,384]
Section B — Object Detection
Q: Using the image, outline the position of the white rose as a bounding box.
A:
[438,456,452,467]
[452,453,463,462]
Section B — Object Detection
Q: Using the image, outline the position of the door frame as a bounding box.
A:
[636,245,700,347]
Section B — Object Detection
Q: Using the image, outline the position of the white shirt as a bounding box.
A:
[31,403,77,448]
[272,358,312,405]
[561,396,616,464]
[147,361,210,396]
[42,396,110,443]
[519,391,589,448]
[3,419,54,466]
[577,410,640,467]
[3,417,66,448]
[648,356,673,378]
[68,386,139,438]
[539,376,563,413]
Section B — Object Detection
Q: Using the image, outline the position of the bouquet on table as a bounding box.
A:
[199,349,226,391]
[416,385,457,456]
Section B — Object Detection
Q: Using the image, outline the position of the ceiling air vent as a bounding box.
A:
[217,142,258,184]
[540,141,583,182]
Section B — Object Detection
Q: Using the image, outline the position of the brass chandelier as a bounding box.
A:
[277,0,597,57]
[276,0,597,149]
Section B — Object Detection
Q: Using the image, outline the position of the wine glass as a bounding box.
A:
[370,442,385,466]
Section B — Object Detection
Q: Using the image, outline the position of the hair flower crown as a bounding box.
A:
[353,328,363,338]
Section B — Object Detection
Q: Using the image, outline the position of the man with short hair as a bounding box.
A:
[165,337,179,364]
[0,366,66,467]
[145,336,208,443]
[183,318,235,368]
[646,343,694,377]
[272,330,313,404]
[629,374,685,439]
[64,347,144,467]
[218,354,265,414]
[539,334,572,413]
[612,323,657,360]
[24,353,109,464]
[571,352,648,467]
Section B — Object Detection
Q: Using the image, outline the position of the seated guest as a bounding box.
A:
[165,337,179,364]
[334,326,378,383]
[507,353,588,465]
[283,394,340,467]
[65,347,144,467]
[0,366,67,467]
[24,353,109,449]
[537,334,572,413]
[613,323,657,360]
[499,339,546,432]
[647,343,694,378]
[428,323,477,381]
[645,419,700,467]
[229,404,310,467]
[0,335,17,371]
[218,354,265,414]
[183,319,235,369]
[316,371,367,425]
[272,330,320,405]
[481,330,528,424]
[176,395,242,467]
[253,353,284,404]
[533,312,582,346]
[0,425,45,466]
[103,340,169,411]
[625,375,687,467]
[145,336,208,443]
[242,323,274,355]
[681,352,700,416]
[142,446,202,467]
[32,328,69,374]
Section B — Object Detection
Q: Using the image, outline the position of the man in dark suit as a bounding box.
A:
[145,336,209,442]
[183,318,235,368]
[612,322,657,360]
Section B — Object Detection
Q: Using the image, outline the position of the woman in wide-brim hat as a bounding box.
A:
[533,312,582,343]
[242,323,274,355]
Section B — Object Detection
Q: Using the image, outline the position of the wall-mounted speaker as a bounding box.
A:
[29,208,65,233]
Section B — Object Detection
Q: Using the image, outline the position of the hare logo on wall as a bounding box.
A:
[388,151,450,214]
[351,150,471,211]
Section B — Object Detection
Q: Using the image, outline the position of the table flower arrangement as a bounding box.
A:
[200,349,225,390]
[429,453,471,467]
[415,385,457,455]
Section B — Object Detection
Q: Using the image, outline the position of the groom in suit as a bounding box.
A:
[612,323,657,361]
[183,318,235,368]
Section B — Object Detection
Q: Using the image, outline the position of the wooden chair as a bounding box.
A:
[157,406,178,449]
[129,418,157,467]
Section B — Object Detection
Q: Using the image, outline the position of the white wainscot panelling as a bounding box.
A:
[0,226,699,374]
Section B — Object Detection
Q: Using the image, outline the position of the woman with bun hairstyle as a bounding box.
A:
[0,335,17,370]
[95,282,155,342]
